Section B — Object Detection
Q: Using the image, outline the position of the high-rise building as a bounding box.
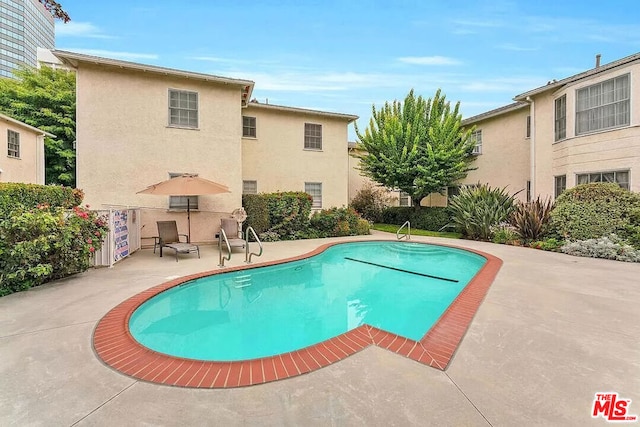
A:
[0,0,55,78]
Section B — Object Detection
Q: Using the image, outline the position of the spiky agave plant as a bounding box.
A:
[511,197,553,241]
[448,183,519,241]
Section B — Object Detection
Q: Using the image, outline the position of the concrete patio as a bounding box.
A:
[1,231,639,426]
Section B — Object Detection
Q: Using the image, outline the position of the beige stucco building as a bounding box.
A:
[0,112,49,184]
[351,52,640,206]
[52,50,356,244]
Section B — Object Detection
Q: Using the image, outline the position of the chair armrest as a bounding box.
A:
[179,233,189,242]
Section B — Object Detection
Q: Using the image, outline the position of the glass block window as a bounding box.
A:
[555,95,566,141]
[243,116,256,137]
[242,180,257,194]
[168,173,198,209]
[305,182,322,208]
[7,130,19,158]
[304,123,322,150]
[576,170,629,190]
[576,74,630,135]
[169,89,198,128]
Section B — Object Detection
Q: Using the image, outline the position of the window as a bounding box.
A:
[447,186,460,200]
[168,89,198,128]
[242,116,256,138]
[399,191,411,207]
[305,182,322,208]
[304,123,322,150]
[554,95,566,141]
[168,173,198,209]
[243,180,257,194]
[526,180,531,202]
[576,170,629,190]
[7,130,19,158]
[554,175,566,198]
[576,74,630,135]
[526,115,531,138]
[470,130,482,155]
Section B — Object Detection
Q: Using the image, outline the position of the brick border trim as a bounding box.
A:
[93,240,502,388]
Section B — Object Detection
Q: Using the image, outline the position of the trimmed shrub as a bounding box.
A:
[310,207,370,237]
[264,192,313,240]
[242,194,269,234]
[0,183,82,216]
[349,183,391,222]
[380,207,450,231]
[550,183,640,246]
[511,196,553,241]
[448,183,518,241]
[561,234,640,263]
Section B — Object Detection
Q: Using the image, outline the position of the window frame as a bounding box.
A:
[575,73,630,136]
[399,191,412,207]
[242,180,258,194]
[470,129,482,155]
[526,115,531,138]
[304,182,322,209]
[242,116,257,138]
[575,170,630,190]
[554,175,566,198]
[554,95,566,142]
[7,129,19,158]
[168,89,199,129]
[304,123,322,150]
[168,173,199,209]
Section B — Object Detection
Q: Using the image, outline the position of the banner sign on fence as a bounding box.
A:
[113,210,129,262]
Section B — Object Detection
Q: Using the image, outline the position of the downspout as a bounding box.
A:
[526,96,535,198]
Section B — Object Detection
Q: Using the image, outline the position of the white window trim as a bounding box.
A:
[168,173,199,210]
[242,180,258,194]
[470,130,482,155]
[305,182,322,209]
[575,73,630,136]
[168,88,199,129]
[7,129,20,158]
[304,123,323,151]
[242,116,257,139]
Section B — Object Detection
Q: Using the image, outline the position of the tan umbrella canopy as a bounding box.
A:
[137,174,230,242]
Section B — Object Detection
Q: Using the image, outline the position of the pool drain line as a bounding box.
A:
[343,257,459,283]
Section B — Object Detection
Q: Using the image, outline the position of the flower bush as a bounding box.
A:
[0,185,109,296]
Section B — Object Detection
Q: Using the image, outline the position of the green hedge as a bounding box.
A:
[0,183,82,216]
[550,183,640,247]
[242,192,369,241]
[380,207,451,231]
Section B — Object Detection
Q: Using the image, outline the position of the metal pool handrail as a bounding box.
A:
[218,228,232,267]
[396,221,411,240]
[245,226,263,263]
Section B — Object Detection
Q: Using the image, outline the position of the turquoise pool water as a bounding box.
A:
[129,241,486,361]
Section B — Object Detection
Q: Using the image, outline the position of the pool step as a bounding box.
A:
[234,275,252,288]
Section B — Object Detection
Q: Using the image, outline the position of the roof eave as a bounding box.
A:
[0,113,56,138]
[246,102,358,122]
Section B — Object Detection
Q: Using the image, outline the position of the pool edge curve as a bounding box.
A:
[92,239,503,388]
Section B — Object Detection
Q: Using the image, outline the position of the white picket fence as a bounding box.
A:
[92,208,141,267]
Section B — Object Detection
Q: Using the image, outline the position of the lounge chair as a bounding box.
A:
[220,218,246,251]
[156,220,200,262]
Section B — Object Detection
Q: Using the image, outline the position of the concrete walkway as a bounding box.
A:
[1,231,638,426]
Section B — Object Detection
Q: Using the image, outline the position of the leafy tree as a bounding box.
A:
[39,0,70,22]
[355,89,477,205]
[0,66,76,186]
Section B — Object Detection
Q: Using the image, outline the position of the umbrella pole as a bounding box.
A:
[187,198,191,243]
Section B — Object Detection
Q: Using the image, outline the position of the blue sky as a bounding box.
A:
[54,0,640,138]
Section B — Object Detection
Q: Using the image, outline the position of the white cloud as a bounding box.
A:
[55,22,114,39]
[397,56,461,66]
[58,48,159,61]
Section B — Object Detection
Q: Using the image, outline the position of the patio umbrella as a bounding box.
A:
[137,174,230,242]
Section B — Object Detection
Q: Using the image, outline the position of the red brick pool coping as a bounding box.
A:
[93,240,502,388]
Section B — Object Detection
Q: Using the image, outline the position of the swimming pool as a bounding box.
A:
[93,240,502,388]
[129,241,486,361]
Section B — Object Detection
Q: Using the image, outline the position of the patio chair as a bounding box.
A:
[156,220,200,262]
[220,217,246,252]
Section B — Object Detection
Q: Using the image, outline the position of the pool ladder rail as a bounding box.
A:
[218,226,263,267]
[245,226,263,264]
[397,221,411,240]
